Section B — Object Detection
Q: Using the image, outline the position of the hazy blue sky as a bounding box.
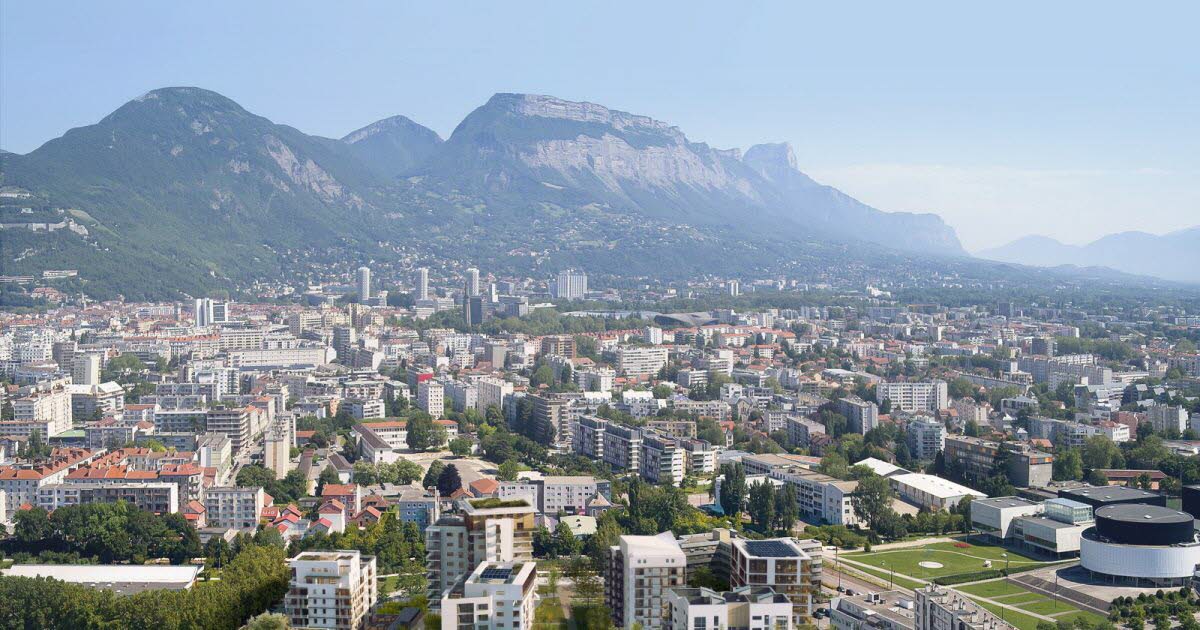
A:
[3,2,1197,250]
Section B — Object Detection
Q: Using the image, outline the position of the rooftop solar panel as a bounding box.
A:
[744,540,799,558]
[479,567,514,581]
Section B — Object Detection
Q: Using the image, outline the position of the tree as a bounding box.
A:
[819,410,849,438]
[352,461,378,485]
[437,464,462,496]
[718,463,746,517]
[497,459,520,482]
[652,384,673,399]
[1086,469,1109,486]
[316,465,341,495]
[390,459,423,485]
[818,453,850,480]
[448,437,472,457]
[422,460,445,489]
[244,612,291,629]
[1082,435,1125,470]
[1052,449,1084,481]
[554,521,582,557]
[747,480,776,530]
[406,414,438,451]
[775,483,799,533]
[851,474,895,531]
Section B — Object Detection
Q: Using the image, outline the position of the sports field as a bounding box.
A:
[844,541,1050,580]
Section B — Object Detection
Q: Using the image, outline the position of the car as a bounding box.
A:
[845,589,856,596]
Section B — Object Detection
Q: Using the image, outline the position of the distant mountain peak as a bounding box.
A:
[341,114,441,145]
[743,142,798,172]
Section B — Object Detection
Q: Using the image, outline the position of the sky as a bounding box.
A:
[2,1,1197,251]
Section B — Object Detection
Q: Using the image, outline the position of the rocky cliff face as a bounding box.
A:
[422,94,965,255]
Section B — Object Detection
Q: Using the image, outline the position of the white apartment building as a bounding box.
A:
[497,476,598,515]
[37,481,179,515]
[666,586,795,630]
[605,533,687,630]
[0,448,99,515]
[71,354,101,386]
[475,376,513,414]
[1148,405,1189,434]
[11,386,72,437]
[418,380,445,419]
[615,346,669,377]
[876,381,949,413]
[197,432,233,477]
[263,415,294,479]
[440,561,539,630]
[555,268,588,300]
[915,585,1015,630]
[205,406,262,453]
[286,550,377,630]
[204,486,267,530]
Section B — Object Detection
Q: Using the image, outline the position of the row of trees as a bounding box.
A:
[288,512,427,597]
[8,503,201,565]
[716,463,798,534]
[0,543,289,629]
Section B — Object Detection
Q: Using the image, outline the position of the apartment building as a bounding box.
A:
[730,538,823,622]
[573,415,607,460]
[641,432,685,487]
[205,406,262,453]
[286,550,377,630]
[785,415,826,448]
[943,435,1054,488]
[475,376,513,414]
[615,345,669,377]
[10,386,72,437]
[605,533,688,630]
[263,415,295,479]
[37,481,179,514]
[834,396,879,434]
[906,417,947,460]
[418,380,445,419]
[425,498,536,608]
[204,486,268,530]
[602,423,642,474]
[0,448,98,515]
[876,381,949,413]
[497,476,598,515]
[914,585,1015,630]
[439,561,539,630]
[666,586,795,630]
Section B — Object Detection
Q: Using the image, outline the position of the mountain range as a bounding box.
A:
[978,228,1200,284]
[3,86,976,299]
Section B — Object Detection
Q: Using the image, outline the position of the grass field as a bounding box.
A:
[956,580,1032,598]
[844,541,1053,580]
[956,578,1108,629]
[972,598,1047,630]
[838,562,927,590]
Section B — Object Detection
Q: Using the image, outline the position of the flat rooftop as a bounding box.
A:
[1,564,201,595]
[1060,486,1161,503]
[974,496,1040,509]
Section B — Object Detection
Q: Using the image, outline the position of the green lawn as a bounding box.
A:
[956,579,1033,598]
[839,562,927,591]
[1050,611,1108,625]
[844,541,1052,580]
[971,599,1046,630]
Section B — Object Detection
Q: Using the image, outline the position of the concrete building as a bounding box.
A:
[943,435,1054,488]
[415,267,430,301]
[1148,405,1189,434]
[355,266,372,303]
[497,476,598,515]
[666,586,795,630]
[615,345,670,377]
[876,381,949,413]
[834,396,879,434]
[439,561,538,630]
[71,354,101,387]
[264,415,295,479]
[830,590,916,630]
[970,496,1044,542]
[37,481,179,514]
[418,379,445,419]
[425,498,536,609]
[204,486,267,530]
[602,423,642,474]
[573,415,607,460]
[555,268,588,300]
[10,386,72,437]
[914,585,1014,630]
[907,417,947,460]
[641,432,685,487]
[475,376,513,414]
[197,432,233,478]
[890,473,986,511]
[1,564,201,595]
[730,538,823,622]
[286,550,377,630]
[605,532,687,630]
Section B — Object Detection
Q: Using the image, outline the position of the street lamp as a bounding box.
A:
[1001,553,1009,623]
